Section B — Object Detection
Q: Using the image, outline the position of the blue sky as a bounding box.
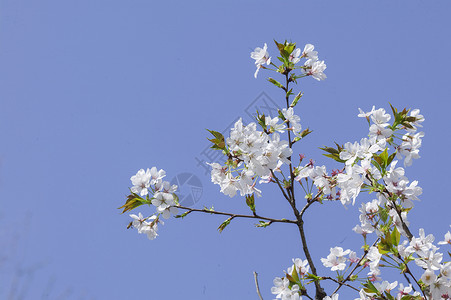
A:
[1,1,451,299]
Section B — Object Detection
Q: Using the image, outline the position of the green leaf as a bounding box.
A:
[274,40,284,51]
[305,273,321,281]
[280,49,290,60]
[391,226,401,246]
[174,211,190,218]
[203,205,215,213]
[278,109,286,121]
[378,243,391,255]
[217,217,233,233]
[207,129,223,140]
[387,152,396,166]
[319,146,339,155]
[378,233,393,254]
[319,143,346,163]
[290,91,303,107]
[173,193,180,205]
[256,111,266,130]
[118,194,144,214]
[274,40,297,61]
[363,280,379,295]
[389,103,398,118]
[372,158,383,174]
[322,153,346,163]
[207,129,226,150]
[300,128,312,138]
[379,148,389,167]
[245,194,255,213]
[268,77,284,89]
[384,291,395,300]
[401,121,414,129]
[379,208,388,223]
[255,220,271,228]
[290,264,300,283]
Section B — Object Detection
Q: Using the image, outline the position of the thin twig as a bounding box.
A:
[253,272,263,300]
[270,170,290,201]
[389,199,413,240]
[399,256,427,299]
[299,191,321,219]
[375,179,413,241]
[290,193,327,300]
[281,71,326,300]
[175,205,297,224]
[321,277,360,292]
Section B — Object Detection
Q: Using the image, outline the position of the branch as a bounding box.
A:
[375,177,414,241]
[389,198,413,241]
[270,170,290,201]
[174,205,297,224]
[398,256,427,299]
[321,277,359,292]
[299,191,322,219]
[290,195,326,299]
[253,272,263,300]
[284,72,296,208]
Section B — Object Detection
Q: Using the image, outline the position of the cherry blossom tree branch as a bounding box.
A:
[397,255,427,298]
[253,272,264,300]
[288,193,326,300]
[299,191,321,219]
[280,72,326,300]
[270,170,290,201]
[284,72,296,207]
[389,198,413,240]
[376,179,414,241]
[174,205,297,224]
[321,277,360,292]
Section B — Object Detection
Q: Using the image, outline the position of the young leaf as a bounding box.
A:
[391,226,401,246]
[299,128,312,138]
[174,211,191,219]
[379,148,389,168]
[268,77,284,89]
[363,280,379,295]
[255,220,272,228]
[207,129,226,150]
[245,194,256,213]
[278,109,286,121]
[290,91,303,107]
[118,194,144,214]
[218,217,233,233]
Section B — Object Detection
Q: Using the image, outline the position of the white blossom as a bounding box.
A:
[130,168,152,196]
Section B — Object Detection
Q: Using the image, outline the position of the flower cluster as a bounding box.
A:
[352,228,451,299]
[316,106,425,207]
[301,44,327,81]
[126,167,178,239]
[271,258,311,300]
[321,247,355,272]
[208,116,295,198]
[251,42,326,81]
[129,212,161,240]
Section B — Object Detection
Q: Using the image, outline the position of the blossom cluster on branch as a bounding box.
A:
[118,40,450,300]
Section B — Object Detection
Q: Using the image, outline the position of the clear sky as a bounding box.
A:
[1,1,451,299]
